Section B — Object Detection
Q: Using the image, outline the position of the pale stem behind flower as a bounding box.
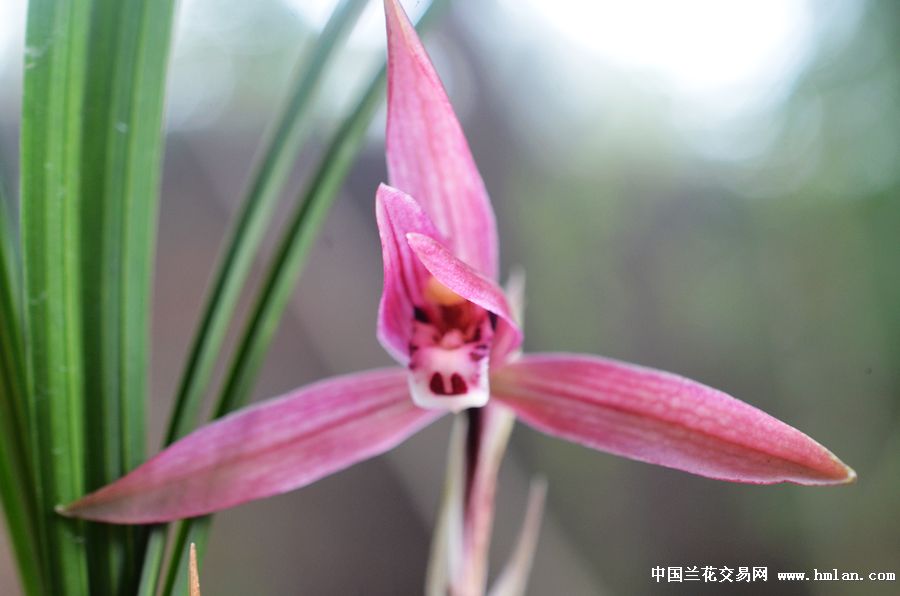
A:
[426,415,466,596]
[428,408,517,596]
[457,406,516,595]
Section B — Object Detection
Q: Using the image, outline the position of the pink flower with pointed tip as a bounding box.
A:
[61,0,854,527]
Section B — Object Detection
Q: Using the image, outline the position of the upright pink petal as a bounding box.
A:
[492,354,856,486]
[384,0,499,278]
[376,184,442,363]
[60,369,442,523]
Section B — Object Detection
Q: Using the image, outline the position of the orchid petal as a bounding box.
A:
[60,368,442,523]
[384,0,498,278]
[492,354,856,485]
[376,184,442,363]
[406,232,523,358]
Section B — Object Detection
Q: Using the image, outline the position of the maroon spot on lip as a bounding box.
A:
[488,312,498,330]
[450,373,468,395]
[429,372,445,395]
[413,306,429,323]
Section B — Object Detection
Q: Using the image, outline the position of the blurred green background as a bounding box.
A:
[0,0,897,594]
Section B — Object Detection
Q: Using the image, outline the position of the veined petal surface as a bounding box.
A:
[384,0,498,278]
[491,354,856,486]
[61,368,442,523]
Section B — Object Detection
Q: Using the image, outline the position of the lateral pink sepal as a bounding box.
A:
[61,368,441,523]
[491,354,856,486]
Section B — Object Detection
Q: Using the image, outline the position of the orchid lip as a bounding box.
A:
[406,278,495,412]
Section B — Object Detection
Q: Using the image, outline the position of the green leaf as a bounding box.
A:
[145,2,369,594]
[160,68,387,596]
[20,0,92,592]
[135,527,167,596]
[161,3,448,591]
[160,518,211,596]
[162,0,371,446]
[0,169,43,596]
[213,68,387,419]
[78,0,176,592]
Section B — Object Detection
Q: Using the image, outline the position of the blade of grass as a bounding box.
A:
[140,3,368,593]
[135,525,166,596]
[160,68,386,596]
[79,0,176,592]
[163,0,369,447]
[0,164,28,450]
[0,172,43,596]
[20,0,92,593]
[161,518,211,596]
[211,72,387,421]
[161,4,447,592]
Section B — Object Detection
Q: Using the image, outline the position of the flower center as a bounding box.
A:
[406,277,495,411]
[425,277,466,306]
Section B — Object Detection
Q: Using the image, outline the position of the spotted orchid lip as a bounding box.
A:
[375,185,521,411]
[407,298,494,411]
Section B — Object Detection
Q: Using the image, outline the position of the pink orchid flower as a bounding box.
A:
[62,0,854,526]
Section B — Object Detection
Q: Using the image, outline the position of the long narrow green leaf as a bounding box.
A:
[163,0,369,446]
[135,526,167,596]
[161,519,210,596]
[213,0,444,425]
[160,3,449,591]
[161,6,443,591]
[214,73,387,419]
[0,170,27,441]
[140,3,369,593]
[79,0,176,592]
[20,0,92,593]
[160,67,387,596]
[0,173,42,596]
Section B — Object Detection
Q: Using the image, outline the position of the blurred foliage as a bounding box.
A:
[499,1,899,594]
